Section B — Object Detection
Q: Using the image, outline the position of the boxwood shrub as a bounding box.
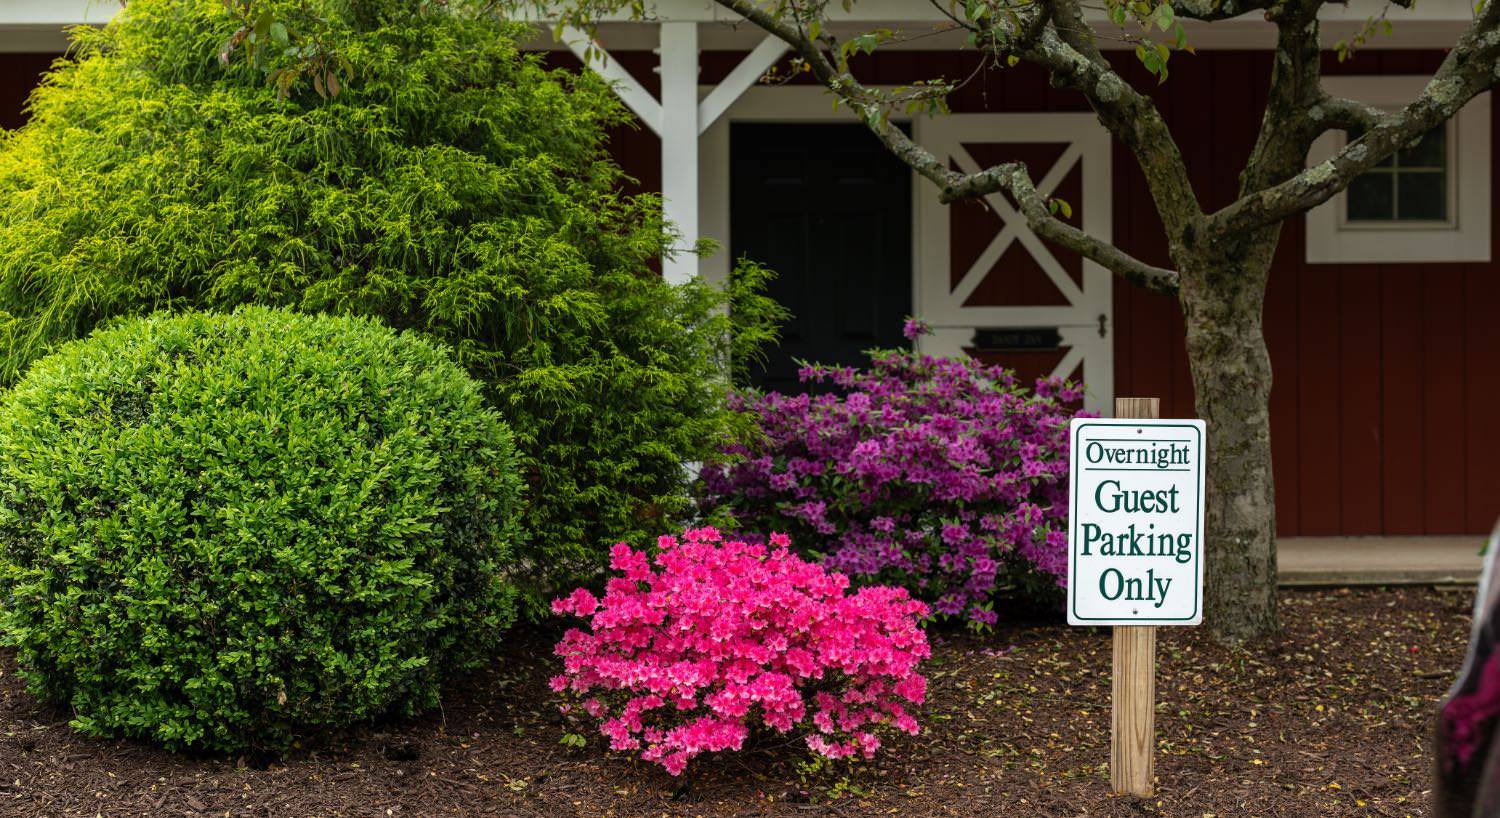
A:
[0,307,521,753]
[0,0,780,615]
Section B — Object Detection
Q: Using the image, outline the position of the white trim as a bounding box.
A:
[1306,75,1491,264]
[700,89,1113,412]
[567,24,793,283]
[0,1,119,26]
[697,35,788,135]
[913,112,1114,413]
[946,141,1087,307]
[699,86,878,290]
[1,1,1481,52]
[561,26,662,134]
[1335,120,1455,229]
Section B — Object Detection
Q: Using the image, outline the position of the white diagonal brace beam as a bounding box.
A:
[697,34,789,135]
[949,143,1086,307]
[1049,342,1086,383]
[562,25,662,135]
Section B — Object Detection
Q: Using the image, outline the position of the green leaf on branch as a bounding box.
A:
[253,8,273,38]
[1334,9,1397,62]
[843,28,894,59]
[1152,3,1175,30]
[1132,41,1173,82]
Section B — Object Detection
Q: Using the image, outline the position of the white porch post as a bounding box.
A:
[564,23,786,285]
[657,22,700,284]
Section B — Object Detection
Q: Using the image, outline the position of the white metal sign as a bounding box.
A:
[1067,418,1206,626]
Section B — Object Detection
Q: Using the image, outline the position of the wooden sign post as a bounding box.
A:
[1111,397,1159,797]
[1067,397,1206,798]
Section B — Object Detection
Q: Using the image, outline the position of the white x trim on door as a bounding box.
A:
[914,112,1114,413]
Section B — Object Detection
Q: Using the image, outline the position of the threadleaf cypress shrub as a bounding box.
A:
[0,0,776,613]
[0,307,521,753]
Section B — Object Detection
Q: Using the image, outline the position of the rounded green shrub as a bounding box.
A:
[0,307,521,753]
[0,0,779,615]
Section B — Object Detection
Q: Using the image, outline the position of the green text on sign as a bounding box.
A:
[1067,419,1206,626]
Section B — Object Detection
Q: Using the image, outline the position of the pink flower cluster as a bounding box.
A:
[549,527,930,776]
[697,321,1085,626]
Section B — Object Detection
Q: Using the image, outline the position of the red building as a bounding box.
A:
[3,1,1497,545]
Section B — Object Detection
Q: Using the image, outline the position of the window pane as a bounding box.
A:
[1347,172,1395,221]
[1396,171,1447,221]
[1398,124,1446,168]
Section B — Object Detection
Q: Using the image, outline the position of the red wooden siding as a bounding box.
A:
[0,54,55,130]
[5,47,1499,536]
[713,47,1500,537]
[1105,50,1500,537]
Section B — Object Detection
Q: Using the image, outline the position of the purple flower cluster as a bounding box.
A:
[697,326,1086,627]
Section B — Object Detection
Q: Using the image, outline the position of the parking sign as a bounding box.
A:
[1068,418,1206,626]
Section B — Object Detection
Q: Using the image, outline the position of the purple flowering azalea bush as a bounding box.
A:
[696,320,1086,627]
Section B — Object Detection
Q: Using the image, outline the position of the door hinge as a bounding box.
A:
[1098,314,1108,338]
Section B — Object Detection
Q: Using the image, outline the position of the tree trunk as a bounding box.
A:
[1177,231,1280,645]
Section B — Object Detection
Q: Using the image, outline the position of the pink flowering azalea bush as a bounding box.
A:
[549,527,930,776]
[696,319,1084,628]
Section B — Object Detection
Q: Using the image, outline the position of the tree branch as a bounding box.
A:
[711,0,1180,294]
[1312,94,1387,134]
[1211,0,1500,235]
[1235,0,1325,199]
[998,163,1182,293]
[1019,4,1203,243]
[1169,0,1269,22]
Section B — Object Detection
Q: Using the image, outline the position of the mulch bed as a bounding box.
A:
[0,586,1473,816]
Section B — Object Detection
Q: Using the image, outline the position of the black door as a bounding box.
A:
[731,123,913,393]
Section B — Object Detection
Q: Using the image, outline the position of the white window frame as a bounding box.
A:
[1306,75,1490,264]
[1339,120,1455,228]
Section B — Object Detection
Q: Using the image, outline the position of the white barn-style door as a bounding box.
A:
[913,113,1114,414]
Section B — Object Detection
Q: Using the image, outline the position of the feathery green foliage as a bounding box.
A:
[0,307,521,753]
[0,0,778,612]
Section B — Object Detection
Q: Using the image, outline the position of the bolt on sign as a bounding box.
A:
[1068,416,1206,626]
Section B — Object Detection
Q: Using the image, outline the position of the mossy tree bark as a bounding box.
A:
[1176,237,1280,642]
[1163,0,1325,643]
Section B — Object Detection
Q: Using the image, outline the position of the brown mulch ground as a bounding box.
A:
[0,586,1472,817]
